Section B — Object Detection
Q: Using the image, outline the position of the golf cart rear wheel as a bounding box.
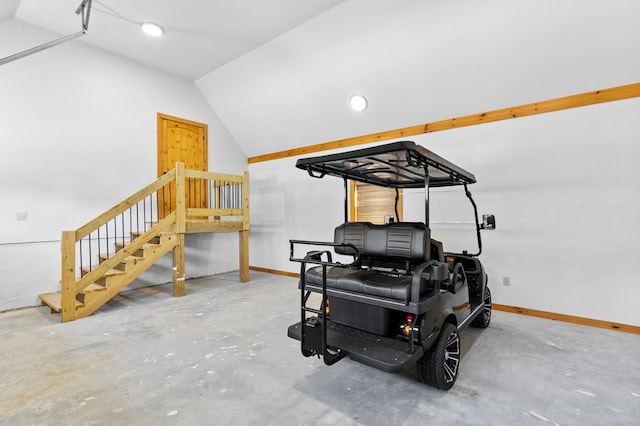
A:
[471,286,492,328]
[417,322,460,390]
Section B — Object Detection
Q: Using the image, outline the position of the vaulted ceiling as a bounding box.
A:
[2,0,639,158]
[2,0,346,79]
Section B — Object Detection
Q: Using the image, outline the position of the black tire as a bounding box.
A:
[471,286,492,328]
[417,322,460,390]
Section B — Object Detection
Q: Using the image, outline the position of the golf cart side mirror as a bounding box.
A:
[481,214,496,230]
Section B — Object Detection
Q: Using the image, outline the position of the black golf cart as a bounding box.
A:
[287,141,495,390]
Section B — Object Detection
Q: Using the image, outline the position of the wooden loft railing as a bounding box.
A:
[41,163,249,322]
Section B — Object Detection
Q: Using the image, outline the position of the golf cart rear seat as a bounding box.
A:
[304,222,445,304]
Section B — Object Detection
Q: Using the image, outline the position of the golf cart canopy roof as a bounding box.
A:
[295,141,476,188]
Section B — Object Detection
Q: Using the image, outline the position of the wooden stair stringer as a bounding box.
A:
[75,233,179,319]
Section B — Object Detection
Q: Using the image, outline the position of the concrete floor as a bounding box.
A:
[1,271,639,426]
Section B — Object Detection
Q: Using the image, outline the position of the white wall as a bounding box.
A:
[250,97,640,326]
[0,19,247,311]
[408,98,640,326]
[250,156,345,270]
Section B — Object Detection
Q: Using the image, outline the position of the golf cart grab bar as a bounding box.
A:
[289,240,360,267]
[306,168,326,179]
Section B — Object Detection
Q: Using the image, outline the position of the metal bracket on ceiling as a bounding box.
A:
[75,0,93,32]
[0,0,93,66]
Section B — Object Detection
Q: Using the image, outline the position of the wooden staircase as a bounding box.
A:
[40,232,178,319]
[39,163,250,322]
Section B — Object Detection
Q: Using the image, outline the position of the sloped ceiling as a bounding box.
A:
[2,0,639,159]
[197,0,640,158]
[3,0,346,79]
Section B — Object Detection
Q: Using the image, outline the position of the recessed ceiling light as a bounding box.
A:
[141,22,164,37]
[349,94,368,112]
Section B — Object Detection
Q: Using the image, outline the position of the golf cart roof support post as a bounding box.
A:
[464,184,482,256]
[343,178,349,222]
[424,165,430,226]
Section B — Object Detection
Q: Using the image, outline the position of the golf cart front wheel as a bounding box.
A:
[471,286,492,328]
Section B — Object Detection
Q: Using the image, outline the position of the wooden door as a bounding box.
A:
[157,113,208,218]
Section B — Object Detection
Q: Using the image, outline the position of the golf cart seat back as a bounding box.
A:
[334,222,430,269]
[304,222,438,304]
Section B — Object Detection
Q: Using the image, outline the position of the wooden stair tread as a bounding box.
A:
[39,292,83,312]
[142,243,161,248]
[82,268,128,285]
[115,242,162,250]
[98,253,144,262]
[81,267,127,277]
[83,283,106,292]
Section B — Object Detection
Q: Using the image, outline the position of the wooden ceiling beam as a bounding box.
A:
[248,82,640,164]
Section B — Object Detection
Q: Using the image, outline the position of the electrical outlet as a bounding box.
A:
[16,212,28,221]
[502,276,511,286]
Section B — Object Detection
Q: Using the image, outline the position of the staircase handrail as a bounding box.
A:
[185,169,244,182]
[75,169,177,241]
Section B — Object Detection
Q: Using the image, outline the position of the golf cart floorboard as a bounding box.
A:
[287,320,424,373]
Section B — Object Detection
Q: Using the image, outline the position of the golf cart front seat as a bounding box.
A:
[303,222,440,304]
